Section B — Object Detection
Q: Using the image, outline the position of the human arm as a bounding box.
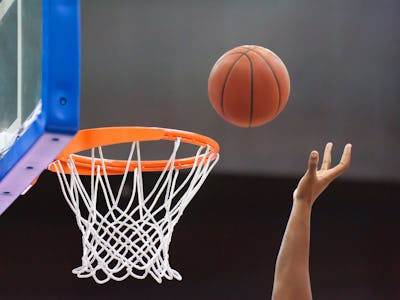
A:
[271,143,352,300]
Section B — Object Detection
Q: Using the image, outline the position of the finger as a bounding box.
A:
[328,143,352,179]
[307,150,319,175]
[321,142,333,170]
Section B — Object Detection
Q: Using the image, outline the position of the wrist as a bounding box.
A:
[292,198,313,213]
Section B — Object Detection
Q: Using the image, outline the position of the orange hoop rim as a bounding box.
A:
[48,127,220,175]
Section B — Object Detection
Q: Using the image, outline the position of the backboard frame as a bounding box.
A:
[0,0,80,214]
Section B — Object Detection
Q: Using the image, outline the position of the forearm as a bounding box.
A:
[272,200,313,300]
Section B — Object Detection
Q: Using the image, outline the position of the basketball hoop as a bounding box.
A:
[48,127,220,284]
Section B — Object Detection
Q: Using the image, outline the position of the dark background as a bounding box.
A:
[0,173,399,299]
[1,0,400,299]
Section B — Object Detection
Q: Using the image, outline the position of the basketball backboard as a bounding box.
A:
[0,0,80,214]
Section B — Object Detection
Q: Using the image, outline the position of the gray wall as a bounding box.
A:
[80,0,400,180]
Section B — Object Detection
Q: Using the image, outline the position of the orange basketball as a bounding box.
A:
[208,45,290,127]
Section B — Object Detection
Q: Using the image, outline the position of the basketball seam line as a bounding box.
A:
[245,48,282,115]
[211,52,247,72]
[242,53,254,127]
[220,48,253,120]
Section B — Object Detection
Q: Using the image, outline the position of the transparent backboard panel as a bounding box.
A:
[0,0,42,157]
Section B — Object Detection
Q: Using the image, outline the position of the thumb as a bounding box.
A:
[307,150,319,175]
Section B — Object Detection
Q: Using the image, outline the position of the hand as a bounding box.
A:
[293,143,352,207]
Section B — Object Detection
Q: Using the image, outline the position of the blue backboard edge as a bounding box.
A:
[0,0,80,214]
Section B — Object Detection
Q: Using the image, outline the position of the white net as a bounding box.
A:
[52,138,219,284]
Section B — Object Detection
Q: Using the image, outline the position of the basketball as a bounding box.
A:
[208,45,290,127]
